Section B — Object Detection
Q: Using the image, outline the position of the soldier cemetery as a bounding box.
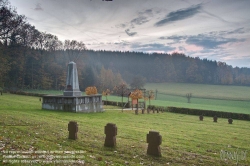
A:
[1,0,250,165]
[1,60,249,165]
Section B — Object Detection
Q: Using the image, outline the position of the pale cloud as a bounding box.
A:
[9,0,250,67]
[155,3,202,26]
[34,3,43,11]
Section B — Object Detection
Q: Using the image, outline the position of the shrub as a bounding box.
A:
[148,105,250,121]
[167,107,250,120]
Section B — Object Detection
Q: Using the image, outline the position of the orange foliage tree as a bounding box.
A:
[102,89,111,105]
[85,86,98,95]
[129,89,143,114]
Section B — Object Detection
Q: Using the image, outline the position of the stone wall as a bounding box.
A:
[42,94,103,113]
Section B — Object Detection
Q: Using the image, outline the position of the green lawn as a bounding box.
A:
[145,83,250,114]
[145,83,250,100]
[0,93,250,165]
[22,83,250,114]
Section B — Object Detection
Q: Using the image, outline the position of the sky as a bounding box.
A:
[9,0,250,68]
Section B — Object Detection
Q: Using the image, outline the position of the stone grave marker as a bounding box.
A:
[104,123,117,147]
[68,121,78,140]
[228,118,233,124]
[147,131,162,157]
[213,116,218,122]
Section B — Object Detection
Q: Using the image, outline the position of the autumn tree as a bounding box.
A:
[186,59,203,83]
[102,89,111,105]
[97,66,125,91]
[85,86,97,95]
[216,62,233,85]
[129,89,143,114]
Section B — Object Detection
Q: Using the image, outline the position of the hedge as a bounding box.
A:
[9,91,46,97]
[102,100,129,108]
[147,105,250,121]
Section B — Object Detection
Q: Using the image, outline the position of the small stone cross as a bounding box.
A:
[147,131,162,157]
[104,123,117,147]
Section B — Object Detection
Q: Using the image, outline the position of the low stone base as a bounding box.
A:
[42,94,104,113]
[63,91,82,97]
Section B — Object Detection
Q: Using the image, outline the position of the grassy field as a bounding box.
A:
[23,83,250,115]
[145,83,250,100]
[0,93,250,165]
[145,83,250,114]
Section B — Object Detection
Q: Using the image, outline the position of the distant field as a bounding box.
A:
[145,83,250,100]
[22,83,250,114]
[0,94,249,165]
[145,83,250,114]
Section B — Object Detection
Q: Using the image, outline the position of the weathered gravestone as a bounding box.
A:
[104,123,117,147]
[147,131,162,157]
[228,118,233,124]
[147,108,150,114]
[213,116,218,122]
[199,115,203,121]
[68,121,78,140]
[135,109,138,115]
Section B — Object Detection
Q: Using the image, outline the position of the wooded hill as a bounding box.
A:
[1,46,250,91]
[1,0,250,91]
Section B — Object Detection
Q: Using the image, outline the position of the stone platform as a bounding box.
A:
[42,94,103,113]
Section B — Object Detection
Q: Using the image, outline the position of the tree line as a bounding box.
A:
[1,0,250,92]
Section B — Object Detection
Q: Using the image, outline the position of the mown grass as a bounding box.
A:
[0,93,250,165]
[145,83,250,100]
[23,83,250,114]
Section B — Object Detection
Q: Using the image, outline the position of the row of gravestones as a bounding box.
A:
[68,121,162,157]
[199,115,233,124]
[135,108,164,115]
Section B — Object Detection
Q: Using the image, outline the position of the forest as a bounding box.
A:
[1,0,250,92]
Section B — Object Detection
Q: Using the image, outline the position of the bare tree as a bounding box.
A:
[113,83,129,112]
[63,40,86,62]
[186,93,192,103]
[0,1,26,45]
[145,90,155,106]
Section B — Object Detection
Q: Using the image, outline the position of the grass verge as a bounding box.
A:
[0,93,249,165]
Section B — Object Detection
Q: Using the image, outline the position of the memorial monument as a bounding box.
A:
[42,61,103,113]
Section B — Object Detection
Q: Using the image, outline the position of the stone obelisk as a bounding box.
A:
[63,61,82,96]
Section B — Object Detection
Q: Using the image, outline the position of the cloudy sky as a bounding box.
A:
[9,0,250,67]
